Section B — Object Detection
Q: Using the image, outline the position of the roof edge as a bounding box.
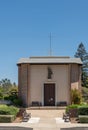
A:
[17,57,82,65]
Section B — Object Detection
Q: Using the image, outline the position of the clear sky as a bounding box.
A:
[0,0,88,84]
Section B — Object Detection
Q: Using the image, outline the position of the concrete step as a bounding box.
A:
[28,106,66,110]
[26,109,65,118]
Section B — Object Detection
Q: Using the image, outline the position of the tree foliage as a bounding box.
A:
[0,79,22,106]
[74,43,88,87]
[81,87,88,102]
[0,79,12,92]
[0,78,18,98]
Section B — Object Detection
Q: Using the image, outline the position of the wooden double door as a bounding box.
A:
[44,83,55,106]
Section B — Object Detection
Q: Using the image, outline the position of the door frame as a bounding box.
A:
[42,83,56,106]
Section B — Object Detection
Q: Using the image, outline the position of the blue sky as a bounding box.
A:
[0,0,88,84]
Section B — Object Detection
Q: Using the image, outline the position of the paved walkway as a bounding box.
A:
[0,109,88,130]
[22,116,71,130]
[18,109,88,130]
[0,117,88,130]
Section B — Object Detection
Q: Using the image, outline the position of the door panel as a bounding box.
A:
[44,83,55,106]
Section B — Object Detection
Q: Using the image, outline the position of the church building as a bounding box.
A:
[17,56,82,107]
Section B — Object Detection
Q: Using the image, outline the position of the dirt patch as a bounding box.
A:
[13,108,25,123]
[70,117,79,123]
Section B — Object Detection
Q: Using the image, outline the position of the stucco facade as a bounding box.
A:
[17,56,82,107]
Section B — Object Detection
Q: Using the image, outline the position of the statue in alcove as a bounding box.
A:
[47,67,53,79]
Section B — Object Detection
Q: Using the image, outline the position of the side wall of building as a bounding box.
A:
[70,64,81,90]
[18,64,30,106]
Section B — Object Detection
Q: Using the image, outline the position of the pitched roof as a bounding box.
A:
[17,56,82,65]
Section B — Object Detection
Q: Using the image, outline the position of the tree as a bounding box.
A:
[0,79,18,94]
[74,43,88,87]
[13,82,17,87]
[0,78,12,92]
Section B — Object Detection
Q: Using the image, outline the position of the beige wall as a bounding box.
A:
[18,64,30,106]
[18,64,28,106]
[30,64,70,105]
[71,64,81,90]
[18,63,81,106]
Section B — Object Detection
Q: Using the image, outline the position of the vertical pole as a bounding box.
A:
[50,33,52,56]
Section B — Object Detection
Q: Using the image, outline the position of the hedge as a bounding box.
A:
[66,104,79,112]
[0,115,15,123]
[0,105,19,118]
[79,115,88,123]
[78,106,88,115]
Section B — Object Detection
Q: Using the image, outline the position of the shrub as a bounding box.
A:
[8,94,18,102]
[66,104,80,118]
[7,106,19,118]
[13,99,22,106]
[82,87,88,102]
[71,89,82,104]
[0,115,14,123]
[78,106,88,115]
[66,104,80,113]
[4,95,10,100]
[0,105,19,117]
[4,92,23,106]
[0,91,3,100]
[79,115,88,123]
